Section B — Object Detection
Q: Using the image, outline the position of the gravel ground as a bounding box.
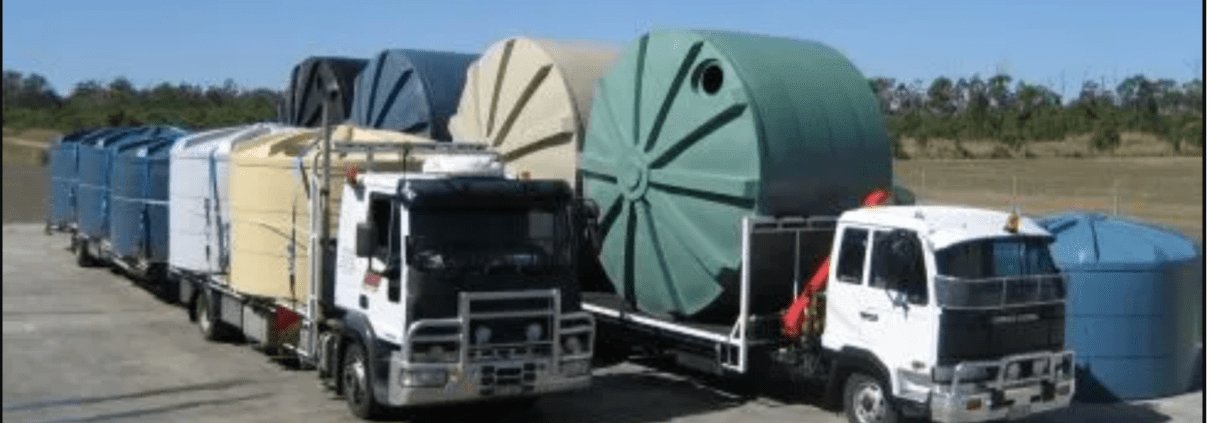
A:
[2,224,1203,423]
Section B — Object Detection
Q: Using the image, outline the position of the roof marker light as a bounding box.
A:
[345,166,360,186]
[1005,208,1021,233]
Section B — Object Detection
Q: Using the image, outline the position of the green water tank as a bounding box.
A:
[581,29,891,319]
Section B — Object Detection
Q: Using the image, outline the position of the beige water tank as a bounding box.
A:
[227,125,432,304]
[448,37,619,191]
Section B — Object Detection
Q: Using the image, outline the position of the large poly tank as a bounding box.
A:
[278,64,299,123]
[286,57,368,127]
[582,30,891,320]
[77,127,188,241]
[1038,212,1203,401]
[228,125,436,304]
[48,128,103,229]
[169,124,299,276]
[350,49,479,140]
[110,137,177,264]
[448,37,620,191]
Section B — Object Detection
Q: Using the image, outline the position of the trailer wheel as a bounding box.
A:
[343,341,384,420]
[843,371,899,423]
[195,291,220,341]
[75,238,96,267]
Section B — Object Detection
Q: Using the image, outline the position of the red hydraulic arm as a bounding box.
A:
[780,189,892,339]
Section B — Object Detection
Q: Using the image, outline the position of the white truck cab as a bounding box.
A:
[821,205,1074,423]
[322,162,594,417]
[584,203,1075,423]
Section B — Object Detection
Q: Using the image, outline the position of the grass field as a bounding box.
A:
[895,157,1204,243]
[2,127,59,166]
[899,131,1205,160]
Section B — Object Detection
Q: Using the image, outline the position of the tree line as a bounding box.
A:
[870,73,1204,156]
[2,70,279,134]
[2,70,1204,155]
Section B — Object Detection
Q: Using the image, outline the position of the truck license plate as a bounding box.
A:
[1007,404,1031,419]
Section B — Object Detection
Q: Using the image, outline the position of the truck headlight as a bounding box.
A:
[474,326,493,345]
[561,359,590,377]
[526,322,544,342]
[401,368,449,387]
[1055,355,1074,380]
[1005,362,1021,380]
[1033,358,1049,376]
[428,344,446,361]
[563,335,583,355]
[411,342,459,363]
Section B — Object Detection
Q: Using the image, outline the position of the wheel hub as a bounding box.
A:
[197,299,211,332]
[855,382,886,423]
[346,357,366,405]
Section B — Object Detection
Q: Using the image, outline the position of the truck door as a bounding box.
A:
[362,195,407,344]
[861,228,935,396]
[822,226,872,350]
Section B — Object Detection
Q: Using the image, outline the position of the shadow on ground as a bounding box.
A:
[387,355,842,423]
[1023,400,1177,423]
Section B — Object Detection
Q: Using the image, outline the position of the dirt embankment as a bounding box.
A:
[3,165,49,224]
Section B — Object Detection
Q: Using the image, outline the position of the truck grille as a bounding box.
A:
[464,290,558,363]
[479,363,538,395]
[470,344,553,362]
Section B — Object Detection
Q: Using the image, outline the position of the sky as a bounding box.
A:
[2,0,1204,100]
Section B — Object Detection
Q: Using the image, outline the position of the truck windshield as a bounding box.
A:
[933,236,1065,309]
[408,207,570,274]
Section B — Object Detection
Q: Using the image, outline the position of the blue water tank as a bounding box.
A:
[77,127,137,239]
[48,128,104,229]
[110,137,177,264]
[349,49,478,140]
[1038,212,1203,401]
[77,127,187,241]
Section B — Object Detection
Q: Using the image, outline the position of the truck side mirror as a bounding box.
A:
[577,198,600,220]
[887,229,926,304]
[355,222,376,258]
[887,229,921,266]
[576,198,602,252]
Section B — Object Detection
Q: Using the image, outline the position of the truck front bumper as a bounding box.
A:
[929,351,1075,423]
[386,358,591,407]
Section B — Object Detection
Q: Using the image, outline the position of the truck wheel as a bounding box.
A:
[195,292,220,341]
[843,372,898,423]
[343,341,384,420]
[154,267,178,304]
[75,239,96,267]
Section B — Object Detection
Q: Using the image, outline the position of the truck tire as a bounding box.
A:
[75,238,96,267]
[195,292,221,341]
[343,341,384,420]
[843,371,899,423]
[153,266,177,304]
